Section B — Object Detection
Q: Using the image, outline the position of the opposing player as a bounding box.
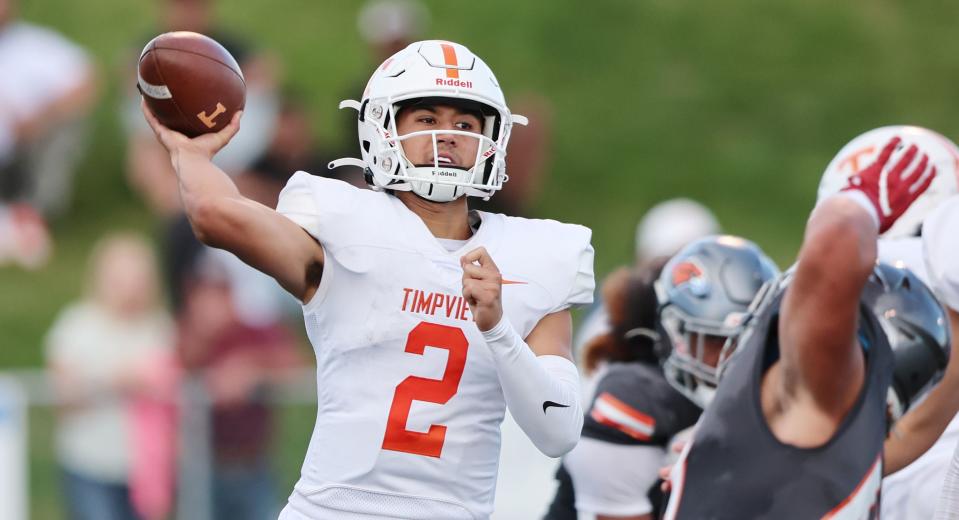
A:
[141,40,594,519]
[657,236,780,409]
[663,136,950,518]
[546,236,777,520]
[817,126,959,518]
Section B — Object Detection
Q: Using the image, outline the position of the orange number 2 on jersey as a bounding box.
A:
[382,321,469,458]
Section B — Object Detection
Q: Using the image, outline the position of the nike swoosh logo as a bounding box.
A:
[502,279,527,285]
[543,401,570,413]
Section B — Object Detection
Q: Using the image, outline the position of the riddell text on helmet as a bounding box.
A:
[436,78,473,88]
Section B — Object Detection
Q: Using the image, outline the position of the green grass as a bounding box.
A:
[7,0,959,515]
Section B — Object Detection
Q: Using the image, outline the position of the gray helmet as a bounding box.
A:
[656,235,780,407]
[862,262,951,421]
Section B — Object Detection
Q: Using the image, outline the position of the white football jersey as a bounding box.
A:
[877,237,928,284]
[877,201,959,519]
[275,172,594,519]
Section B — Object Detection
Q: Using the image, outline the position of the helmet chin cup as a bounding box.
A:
[406,166,473,202]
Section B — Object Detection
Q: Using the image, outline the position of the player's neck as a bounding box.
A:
[395,192,472,240]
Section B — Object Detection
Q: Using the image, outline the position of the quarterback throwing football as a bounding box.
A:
[142,40,594,519]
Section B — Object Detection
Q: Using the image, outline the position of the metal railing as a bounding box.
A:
[0,368,559,520]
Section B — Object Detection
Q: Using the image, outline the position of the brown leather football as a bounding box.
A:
[137,31,245,137]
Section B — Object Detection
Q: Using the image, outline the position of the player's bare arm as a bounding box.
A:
[141,100,324,302]
[884,307,959,474]
[769,137,936,446]
[886,194,959,475]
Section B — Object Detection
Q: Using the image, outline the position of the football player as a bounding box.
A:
[573,198,720,361]
[663,136,950,518]
[141,40,594,519]
[817,126,959,518]
[545,236,778,520]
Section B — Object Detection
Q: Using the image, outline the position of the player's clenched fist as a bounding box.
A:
[461,247,504,332]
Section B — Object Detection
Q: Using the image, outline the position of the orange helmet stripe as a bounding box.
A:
[441,43,460,79]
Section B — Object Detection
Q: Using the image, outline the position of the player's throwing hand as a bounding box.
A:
[461,247,504,332]
[141,98,241,163]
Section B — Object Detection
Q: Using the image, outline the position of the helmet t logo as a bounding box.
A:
[839,146,877,177]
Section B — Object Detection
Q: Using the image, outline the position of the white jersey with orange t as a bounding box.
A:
[274,172,594,520]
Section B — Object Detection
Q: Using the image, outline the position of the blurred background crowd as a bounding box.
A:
[2,0,959,518]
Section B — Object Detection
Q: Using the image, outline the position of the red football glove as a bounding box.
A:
[841,136,938,233]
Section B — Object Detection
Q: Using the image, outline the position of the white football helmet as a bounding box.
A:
[330,40,527,202]
[816,125,959,238]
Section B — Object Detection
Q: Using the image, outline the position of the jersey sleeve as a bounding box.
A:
[550,224,595,313]
[582,364,701,447]
[275,171,321,237]
[276,171,391,253]
[923,195,959,312]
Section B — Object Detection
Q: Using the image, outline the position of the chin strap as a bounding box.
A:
[328,158,366,170]
[512,114,529,126]
[338,99,362,111]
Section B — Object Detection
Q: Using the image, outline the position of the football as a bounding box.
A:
[137,31,245,137]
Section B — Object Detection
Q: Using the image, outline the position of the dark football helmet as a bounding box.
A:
[656,235,780,408]
[862,262,951,421]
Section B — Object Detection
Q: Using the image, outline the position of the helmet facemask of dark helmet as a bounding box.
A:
[656,235,781,408]
[659,306,744,406]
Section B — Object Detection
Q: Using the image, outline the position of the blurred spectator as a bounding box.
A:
[0,0,96,212]
[244,91,349,196]
[357,0,429,60]
[177,249,304,520]
[44,233,176,520]
[0,202,52,269]
[0,0,96,267]
[573,198,720,361]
